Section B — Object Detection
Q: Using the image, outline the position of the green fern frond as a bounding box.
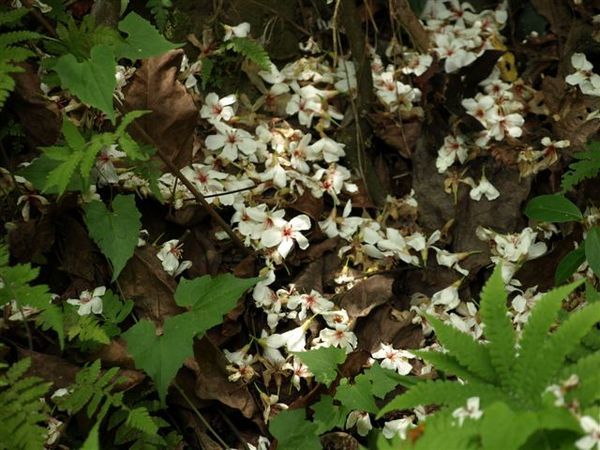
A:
[425,314,496,382]
[510,281,583,405]
[561,141,600,191]
[0,11,40,111]
[0,31,40,48]
[413,350,487,382]
[0,8,28,27]
[66,315,110,345]
[0,358,52,450]
[378,379,505,417]
[538,302,600,393]
[227,37,271,71]
[479,265,515,389]
[562,351,600,407]
[146,0,172,31]
[55,360,125,427]
[127,407,160,435]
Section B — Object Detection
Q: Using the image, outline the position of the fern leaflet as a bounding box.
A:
[561,141,600,191]
[227,37,271,71]
[0,358,52,450]
[478,265,515,389]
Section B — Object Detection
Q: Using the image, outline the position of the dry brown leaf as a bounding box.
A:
[186,337,258,419]
[12,63,61,148]
[123,50,197,169]
[118,246,183,325]
[338,274,395,322]
[321,432,360,450]
[370,112,422,158]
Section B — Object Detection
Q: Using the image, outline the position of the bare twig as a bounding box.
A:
[21,0,57,38]
[116,105,252,256]
[392,0,430,53]
[336,0,386,206]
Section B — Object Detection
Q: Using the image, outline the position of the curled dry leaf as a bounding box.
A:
[123,49,197,169]
[320,431,361,450]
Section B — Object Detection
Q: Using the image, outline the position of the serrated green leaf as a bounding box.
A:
[227,37,271,71]
[524,194,582,223]
[292,346,346,388]
[479,265,515,390]
[362,363,407,398]
[585,227,600,278]
[425,313,496,383]
[174,274,259,335]
[117,12,180,60]
[84,195,141,281]
[334,376,378,414]
[127,407,159,435]
[43,148,82,194]
[122,316,195,404]
[555,246,586,284]
[311,395,347,434]
[116,110,150,136]
[81,422,100,450]
[53,45,117,122]
[269,409,321,450]
[510,280,583,405]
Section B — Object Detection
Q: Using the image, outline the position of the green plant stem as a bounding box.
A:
[173,382,229,449]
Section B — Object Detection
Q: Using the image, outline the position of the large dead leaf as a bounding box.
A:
[117,246,184,325]
[338,274,395,322]
[123,50,197,169]
[12,63,61,148]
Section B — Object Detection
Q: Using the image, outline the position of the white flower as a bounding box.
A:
[288,290,334,319]
[284,357,313,390]
[261,214,311,258]
[223,22,251,41]
[247,436,270,450]
[205,122,258,162]
[383,417,414,440]
[377,228,418,265]
[156,239,192,276]
[436,134,469,173]
[433,34,477,73]
[316,324,358,352]
[95,145,126,185]
[576,416,600,450]
[566,53,600,97]
[66,286,105,316]
[462,95,498,127]
[309,137,346,163]
[264,319,312,353]
[452,397,483,426]
[200,93,236,123]
[402,53,433,76]
[345,411,372,437]
[469,172,500,201]
[371,343,415,375]
[431,280,461,310]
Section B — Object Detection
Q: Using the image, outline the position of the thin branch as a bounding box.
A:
[116,105,252,256]
[392,0,430,53]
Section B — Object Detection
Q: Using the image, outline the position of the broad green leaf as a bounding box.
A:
[585,227,600,278]
[84,195,141,281]
[122,316,195,404]
[43,147,82,194]
[174,274,259,335]
[117,12,180,60]
[311,395,347,434]
[62,119,86,149]
[362,363,407,398]
[555,246,586,284]
[269,409,321,450]
[291,346,346,387]
[53,45,116,123]
[334,376,378,414]
[524,194,582,223]
[479,265,515,389]
[480,402,537,450]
